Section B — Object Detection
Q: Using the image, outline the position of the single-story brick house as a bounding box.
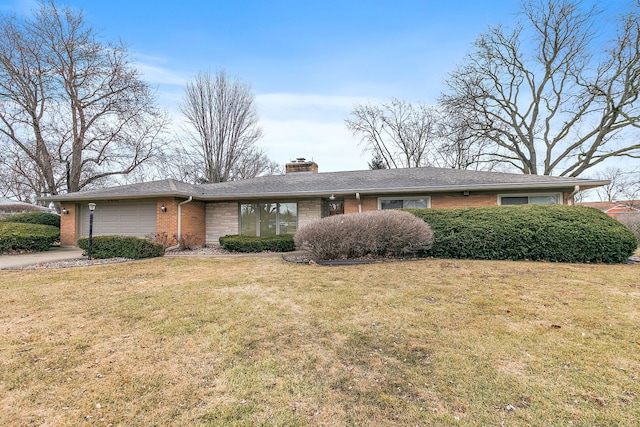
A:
[0,197,51,219]
[577,201,640,217]
[42,159,609,247]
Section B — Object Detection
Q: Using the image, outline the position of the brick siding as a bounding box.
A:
[298,199,322,228]
[156,198,205,246]
[432,193,498,208]
[59,203,77,246]
[181,201,206,245]
[206,202,239,244]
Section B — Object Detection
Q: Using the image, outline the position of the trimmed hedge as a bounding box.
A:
[294,210,434,260]
[219,234,296,253]
[407,205,638,263]
[0,212,60,228]
[77,236,165,259]
[0,222,60,253]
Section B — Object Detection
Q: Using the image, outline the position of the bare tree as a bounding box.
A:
[0,1,168,198]
[590,167,640,202]
[347,98,494,170]
[180,70,270,183]
[440,0,640,177]
[346,98,440,169]
[433,108,500,170]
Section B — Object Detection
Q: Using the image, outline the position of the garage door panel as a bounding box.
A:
[79,200,156,237]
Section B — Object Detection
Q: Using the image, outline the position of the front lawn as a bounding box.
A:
[1,257,638,426]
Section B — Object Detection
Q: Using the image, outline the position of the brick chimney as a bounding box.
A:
[285,158,318,174]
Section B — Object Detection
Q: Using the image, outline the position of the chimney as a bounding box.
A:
[285,157,319,174]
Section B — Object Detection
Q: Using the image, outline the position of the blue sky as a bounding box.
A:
[0,0,628,173]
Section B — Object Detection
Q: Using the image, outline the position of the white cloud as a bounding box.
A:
[134,61,188,87]
[255,93,371,171]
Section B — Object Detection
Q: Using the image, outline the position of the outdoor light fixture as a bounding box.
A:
[161,204,167,212]
[329,194,336,201]
[88,203,96,260]
[62,208,69,215]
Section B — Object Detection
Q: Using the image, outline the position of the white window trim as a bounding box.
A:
[377,196,431,210]
[497,192,563,205]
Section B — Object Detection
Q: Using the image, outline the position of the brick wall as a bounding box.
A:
[156,198,180,245]
[298,199,322,228]
[341,192,571,212]
[206,202,238,244]
[156,198,206,246]
[343,195,379,214]
[432,193,497,208]
[59,203,77,246]
[181,201,206,245]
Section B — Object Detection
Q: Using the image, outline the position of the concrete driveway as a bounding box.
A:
[0,247,83,269]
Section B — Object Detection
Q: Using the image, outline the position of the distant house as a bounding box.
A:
[0,197,50,219]
[577,201,640,217]
[42,159,609,247]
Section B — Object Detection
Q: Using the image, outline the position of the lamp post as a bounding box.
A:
[88,203,96,260]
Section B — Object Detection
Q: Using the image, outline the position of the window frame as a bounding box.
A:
[239,201,298,236]
[497,193,563,206]
[377,196,431,210]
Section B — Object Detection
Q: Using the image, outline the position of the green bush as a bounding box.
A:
[219,234,296,253]
[77,236,165,259]
[0,212,60,228]
[0,222,60,253]
[294,210,434,260]
[407,205,637,263]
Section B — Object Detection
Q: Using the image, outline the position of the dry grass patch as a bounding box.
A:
[1,257,639,426]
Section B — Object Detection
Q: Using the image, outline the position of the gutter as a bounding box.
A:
[356,192,362,213]
[567,185,580,205]
[166,196,193,251]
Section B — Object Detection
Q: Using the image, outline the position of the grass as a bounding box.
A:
[1,257,639,426]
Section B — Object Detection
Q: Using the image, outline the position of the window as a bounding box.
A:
[240,202,297,236]
[499,194,561,205]
[378,196,430,210]
[322,197,344,217]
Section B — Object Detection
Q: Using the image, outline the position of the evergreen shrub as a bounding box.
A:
[77,236,165,259]
[0,212,60,228]
[219,234,295,253]
[0,222,60,253]
[408,205,637,263]
[294,210,434,260]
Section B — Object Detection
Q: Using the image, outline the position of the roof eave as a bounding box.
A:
[39,192,197,202]
[199,180,610,201]
[37,179,610,202]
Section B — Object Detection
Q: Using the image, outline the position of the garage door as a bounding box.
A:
[79,200,157,237]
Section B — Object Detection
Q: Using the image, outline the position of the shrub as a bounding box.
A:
[177,234,200,251]
[77,236,165,259]
[219,234,296,253]
[145,232,175,249]
[408,205,637,263]
[0,222,60,253]
[294,210,434,260]
[0,212,60,228]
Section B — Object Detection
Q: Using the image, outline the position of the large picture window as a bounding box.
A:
[378,196,430,210]
[499,194,561,205]
[240,202,297,236]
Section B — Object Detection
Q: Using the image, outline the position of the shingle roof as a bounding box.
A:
[0,197,50,211]
[42,167,609,202]
[42,179,199,201]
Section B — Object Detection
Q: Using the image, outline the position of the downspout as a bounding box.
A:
[567,185,580,205]
[356,192,362,213]
[166,196,193,251]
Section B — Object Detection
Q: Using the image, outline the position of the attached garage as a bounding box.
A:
[79,199,157,238]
